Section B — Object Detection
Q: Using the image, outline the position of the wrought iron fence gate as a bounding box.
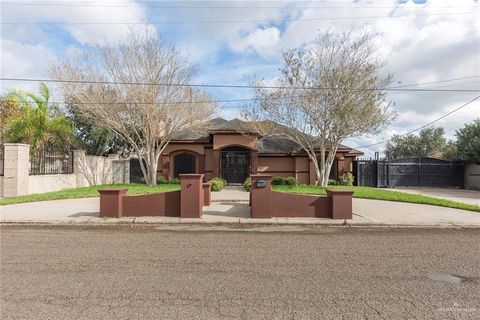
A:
[354,157,465,188]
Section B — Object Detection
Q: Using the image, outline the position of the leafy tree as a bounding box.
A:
[455,119,480,163]
[0,92,27,145]
[65,102,130,156]
[243,31,393,186]
[51,29,216,185]
[3,83,76,152]
[385,127,449,160]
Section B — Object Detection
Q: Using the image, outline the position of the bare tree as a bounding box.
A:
[243,31,394,186]
[51,29,217,185]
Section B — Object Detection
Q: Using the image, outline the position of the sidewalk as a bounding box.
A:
[1,197,479,227]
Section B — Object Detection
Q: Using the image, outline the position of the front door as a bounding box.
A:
[220,147,250,184]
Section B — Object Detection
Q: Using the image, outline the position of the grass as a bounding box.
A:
[273,185,480,213]
[0,183,181,206]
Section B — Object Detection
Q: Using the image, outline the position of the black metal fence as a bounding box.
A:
[354,157,465,188]
[30,148,74,175]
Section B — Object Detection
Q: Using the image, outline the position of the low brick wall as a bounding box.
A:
[251,174,353,219]
[122,191,181,217]
[99,174,208,218]
[271,191,329,218]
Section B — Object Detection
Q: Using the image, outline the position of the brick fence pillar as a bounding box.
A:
[180,174,204,218]
[250,174,272,218]
[326,189,354,219]
[98,189,127,218]
[3,143,30,197]
[203,183,212,207]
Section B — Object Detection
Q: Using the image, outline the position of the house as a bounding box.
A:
[160,118,363,184]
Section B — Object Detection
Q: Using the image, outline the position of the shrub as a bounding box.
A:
[328,179,337,186]
[284,176,297,186]
[169,178,181,184]
[272,177,286,185]
[338,172,354,186]
[243,177,252,191]
[156,176,168,184]
[208,177,225,191]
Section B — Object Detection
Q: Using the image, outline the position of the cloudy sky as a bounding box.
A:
[1,0,479,156]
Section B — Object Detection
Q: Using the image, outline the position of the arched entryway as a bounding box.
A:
[174,153,196,178]
[220,147,251,184]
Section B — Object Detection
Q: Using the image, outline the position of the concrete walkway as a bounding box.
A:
[385,187,480,206]
[211,186,249,202]
[1,197,479,227]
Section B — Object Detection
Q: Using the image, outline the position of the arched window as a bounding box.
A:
[174,153,196,178]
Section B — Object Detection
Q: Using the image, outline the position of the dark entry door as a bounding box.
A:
[220,147,250,184]
[174,154,196,178]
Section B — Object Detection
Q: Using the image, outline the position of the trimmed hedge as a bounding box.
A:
[271,176,298,186]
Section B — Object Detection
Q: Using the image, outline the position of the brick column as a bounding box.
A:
[73,149,87,187]
[250,174,272,218]
[3,143,30,197]
[251,151,258,174]
[202,183,212,206]
[180,174,204,218]
[212,150,220,177]
[99,189,128,218]
[326,189,354,219]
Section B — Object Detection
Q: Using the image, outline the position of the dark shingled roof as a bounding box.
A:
[171,117,363,155]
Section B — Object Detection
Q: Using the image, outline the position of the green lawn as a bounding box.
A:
[0,184,181,206]
[273,185,480,213]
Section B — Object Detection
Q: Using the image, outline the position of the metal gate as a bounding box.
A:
[220,147,251,184]
[354,157,465,188]
[129,158,144,183]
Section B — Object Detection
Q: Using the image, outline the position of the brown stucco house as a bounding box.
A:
[160,118,363,184]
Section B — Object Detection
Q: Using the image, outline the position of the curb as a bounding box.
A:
[1,220,479,229]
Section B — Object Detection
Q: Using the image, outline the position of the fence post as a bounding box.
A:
[250,174,273,218]
[73,150,87,188]
[180,174,204,218]
[2,143,30,197]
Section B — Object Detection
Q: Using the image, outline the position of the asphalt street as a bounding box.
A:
[1,226,479,319]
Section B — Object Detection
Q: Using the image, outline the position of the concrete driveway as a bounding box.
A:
[388,188,480,206]
[1,196,479,226]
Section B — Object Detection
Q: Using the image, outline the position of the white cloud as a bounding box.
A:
[229,27,281,58]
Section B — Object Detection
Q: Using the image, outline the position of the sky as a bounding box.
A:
[1,0,479,157]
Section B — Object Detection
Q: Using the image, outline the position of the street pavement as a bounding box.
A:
[1,226,479,319]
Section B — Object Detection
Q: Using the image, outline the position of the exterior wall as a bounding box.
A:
[163,143,205,155]
[204,148,214,180]
[213,134,257,150]
[0,145,130,197]
[295,157,310,184]
[466,164,480,190]
[28,174,77,194]
[258,156,295,176]
[0,176,3,196]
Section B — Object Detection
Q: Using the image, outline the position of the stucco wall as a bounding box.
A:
[163,144,205,155]
[258,157,295,174]
[466,164,480,190]
[0,176,3,196]
[213,134,257,150]
[28,174,77,194]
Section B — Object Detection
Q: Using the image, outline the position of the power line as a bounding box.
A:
[3,75,477,107]
[2,77,480,92]
[1,11,476,25]
[1,1,476,9]
[356,95,480,149]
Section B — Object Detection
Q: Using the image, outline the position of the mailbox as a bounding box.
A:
[256,180,267,188]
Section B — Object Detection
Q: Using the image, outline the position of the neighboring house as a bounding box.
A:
[160,118,363,184]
